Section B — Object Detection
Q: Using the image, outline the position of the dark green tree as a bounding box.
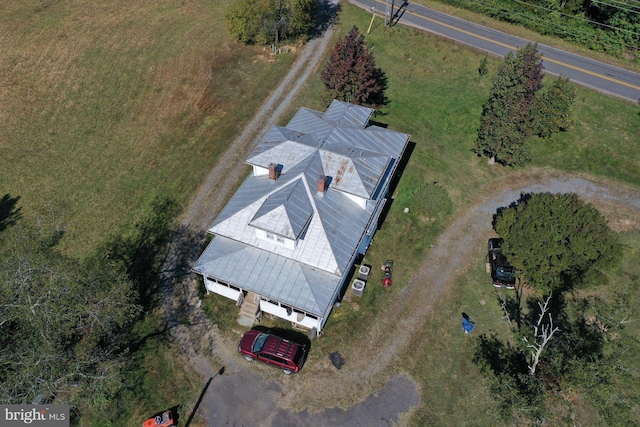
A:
[225,0,316,45]
[474,43,543,166]
[478,54,489,80]
[494,192,619,292]
[321,26,386,108]
[533,76,576,138]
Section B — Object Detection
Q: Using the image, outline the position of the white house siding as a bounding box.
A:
[205,278,241,301]
[260,299,322,331]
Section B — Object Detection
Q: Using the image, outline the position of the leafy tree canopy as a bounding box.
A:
[320,26,386,108]
[475,44,577,165]
[225,0,316,45]
[494,192,620,292]
[533,75,576,138]
[0,222,140,406]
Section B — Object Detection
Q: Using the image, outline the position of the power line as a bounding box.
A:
[596,0,640,8]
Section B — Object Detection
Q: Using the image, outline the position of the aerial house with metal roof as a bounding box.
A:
[192,100,410,335]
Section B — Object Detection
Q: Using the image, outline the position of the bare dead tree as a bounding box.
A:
[497,282,523,329]
[523,293,560,376]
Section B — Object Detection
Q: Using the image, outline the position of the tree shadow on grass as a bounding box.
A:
[313,0,341,37]
[0,193,22,233]
[369,68,389,109]
[496,286,523,329]
[103,197,182,310]
[376,140,416,230]
[474,332,545,419]
[117,216,215,354]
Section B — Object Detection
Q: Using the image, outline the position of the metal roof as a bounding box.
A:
[193,237,339,317]
[249,178,313,239]
[322,99,374,129]
[193,101,410,317]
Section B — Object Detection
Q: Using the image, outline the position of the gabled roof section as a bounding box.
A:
[319,145,390,198]
[249,177,313,239]
[286,108,334,140]
[246,126,318,172]
[322,100,374,129]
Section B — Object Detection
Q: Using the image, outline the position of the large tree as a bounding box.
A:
[225,0,316,45]
[494,192,619,292]
[321,26,386,108]
[0,223,139,405]
[474,43,544,166]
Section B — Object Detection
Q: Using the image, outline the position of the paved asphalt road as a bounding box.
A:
[350,0,640,103]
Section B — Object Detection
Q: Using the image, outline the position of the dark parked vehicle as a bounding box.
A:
[238,329,308,374]
[487,238,516,289]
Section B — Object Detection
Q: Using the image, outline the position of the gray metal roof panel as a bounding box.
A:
[286,108,334,139]
[247,137,318,172]
[322,100,374,129]
[249,178,313,239]
[210,172,271,229]
[325,127,408,160]
[192,237,339,316]
[209,171,342,274]
[318,147,390,198]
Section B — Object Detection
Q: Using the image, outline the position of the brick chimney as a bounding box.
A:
[317,175,327,193]
[268,163,278,180]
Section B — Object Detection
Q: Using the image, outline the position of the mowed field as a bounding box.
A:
[0,0,295,258]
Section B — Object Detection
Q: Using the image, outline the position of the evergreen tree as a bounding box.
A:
[321,26,386,108]
[474,44,543,165]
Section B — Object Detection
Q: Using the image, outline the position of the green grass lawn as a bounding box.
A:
[0,0,296,258]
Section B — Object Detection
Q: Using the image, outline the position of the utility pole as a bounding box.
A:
[385,0,394,26]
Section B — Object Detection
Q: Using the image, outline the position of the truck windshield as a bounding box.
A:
[497,266,515,280]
